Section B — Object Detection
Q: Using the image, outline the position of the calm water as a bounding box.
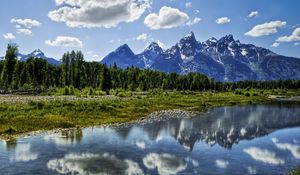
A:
[1,103,300,175]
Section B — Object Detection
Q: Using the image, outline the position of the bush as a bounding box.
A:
[148,88,164,96]
[22,83,33,90]
[110,88,132,97]
[245,92,250,97]
[4,126,17,134]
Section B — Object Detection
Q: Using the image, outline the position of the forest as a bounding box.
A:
[1,43,300,94]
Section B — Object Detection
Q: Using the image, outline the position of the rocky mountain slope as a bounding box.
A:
[101,32,300,81]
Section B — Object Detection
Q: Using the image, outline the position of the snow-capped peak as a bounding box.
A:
[219,34,235,43]
[180,32,197,45]
[30,49,45,57]
[145,42,163,53]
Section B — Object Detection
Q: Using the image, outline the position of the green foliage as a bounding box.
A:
[110,88,132,97]
[1,44,18,88]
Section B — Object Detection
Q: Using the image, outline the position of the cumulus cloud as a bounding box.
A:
[245,21,287,37]
[215,159,229,169]
[243,147,285,165]
[136,33,150,41]
[144,6,189,30]
[276,28,300,42]
[11,18,41,28]
[10,143,38,162]
[186,17,201,26]
[185,2,192,8]
[271,42,280,48]
[47,153,144,175]
[3,33,15,40]
[48,0,151,28]
[143,153,187,175]
[16,28,32,36]
[216,17,231,24]
[45,36,83,47]
[248,11,258,18]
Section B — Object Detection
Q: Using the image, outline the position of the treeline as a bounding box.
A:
[0,44,299,92]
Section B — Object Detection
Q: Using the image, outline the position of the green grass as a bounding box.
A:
[0,89,299,137]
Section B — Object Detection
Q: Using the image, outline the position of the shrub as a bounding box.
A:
[4,126,17,134]
[110,88,132,97]
[244,92,250,97]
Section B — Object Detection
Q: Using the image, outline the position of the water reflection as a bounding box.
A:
[47,153,143,175]
[143,153,187,175]
[9,143,38,162]
[1,103,300,175]
[272,138,300,159]
[117,104,300,150]
[243,147,285,165]
[44,129,83,146]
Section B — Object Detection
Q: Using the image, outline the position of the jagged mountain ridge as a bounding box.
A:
[1,49,60,65]
[101,32,300,82]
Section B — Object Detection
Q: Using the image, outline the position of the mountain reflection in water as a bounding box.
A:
[1,103,300,175]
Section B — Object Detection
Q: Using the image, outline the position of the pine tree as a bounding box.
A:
[1,44,18,88]
[100,65,112,92]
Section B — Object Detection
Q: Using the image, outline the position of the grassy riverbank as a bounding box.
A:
[0,89,299,136]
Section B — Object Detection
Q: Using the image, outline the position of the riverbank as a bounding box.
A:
[1,89,299,137]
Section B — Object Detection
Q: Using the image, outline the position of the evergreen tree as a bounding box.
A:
[100,65,112,91]
[1,44,18,88]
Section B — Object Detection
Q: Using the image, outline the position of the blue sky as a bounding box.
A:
[0,0,300,61]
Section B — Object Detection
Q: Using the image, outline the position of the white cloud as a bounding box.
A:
[136,33,150,41]
[215,159,229,169]
[243,147,285,165]
[248,11,258,18]
[245,21,287,37]
[276,28,300,42]
[49,0,151,28]
[185,2,192,8]
[216,17,231,24]
[186,17,201,26]
[143,153,187,175]
[11,18,41,28]
[194,10,200,15]
[17,28,32,36]
[3,33,15,40]
[271,42,280,48]
[45,36,83,47]
[144,6,189,30]
[47,153,144,175]
[295,42,300,46]
[10,143,38,162]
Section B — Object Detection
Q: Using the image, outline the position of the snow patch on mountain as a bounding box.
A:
[101,32,300,81]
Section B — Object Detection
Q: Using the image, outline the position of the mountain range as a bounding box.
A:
[1,32,300,81]
[0,49,60,65]
[101,32,300,82]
